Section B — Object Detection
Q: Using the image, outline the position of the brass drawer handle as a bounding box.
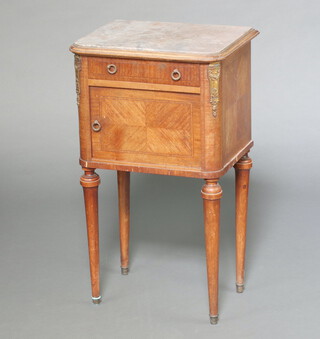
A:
[107,64,117,74]
[171,69,181,81]
[92,120,101,132]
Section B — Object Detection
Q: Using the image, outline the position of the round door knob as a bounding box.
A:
[92,120,101,132]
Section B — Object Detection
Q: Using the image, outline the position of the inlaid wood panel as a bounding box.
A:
[89,87,201,169]
[88,58,200,87]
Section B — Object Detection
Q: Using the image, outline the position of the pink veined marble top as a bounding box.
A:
[72,20,255,56]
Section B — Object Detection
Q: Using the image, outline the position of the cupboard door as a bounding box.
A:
[89,87,201,169]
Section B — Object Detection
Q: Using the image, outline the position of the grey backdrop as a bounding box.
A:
[1,0,319,338]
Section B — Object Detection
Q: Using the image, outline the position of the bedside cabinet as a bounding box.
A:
[70,20,259,325]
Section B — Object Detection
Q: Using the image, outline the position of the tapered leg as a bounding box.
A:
[117,171,130,275]
[202,179,223,325]
[80,168,101,304]
[234,154,252,293]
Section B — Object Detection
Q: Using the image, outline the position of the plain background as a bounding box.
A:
[1,0,319,338]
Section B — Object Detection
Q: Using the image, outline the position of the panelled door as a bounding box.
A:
[89,87,201,169]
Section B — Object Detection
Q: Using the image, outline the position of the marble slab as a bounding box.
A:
[72,20,256,57]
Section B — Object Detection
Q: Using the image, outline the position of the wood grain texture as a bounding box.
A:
[234,154,252,293]
[221,43,252,165]
[201,179,223,323]
[87,79,200,94]
[76,56,92,161]
[80,168,101,302]
[89,87,201,169]
[117,171,130,273]
[79,140,253,179]
[88,57,200,87]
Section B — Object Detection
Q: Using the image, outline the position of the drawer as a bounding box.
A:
[88,57,200,87]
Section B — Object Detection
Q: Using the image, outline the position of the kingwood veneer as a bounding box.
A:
[70,20,259,325]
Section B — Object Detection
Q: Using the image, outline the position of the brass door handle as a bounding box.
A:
[107,64,117,74]
[171,69,181,81]
[92,120,101,132]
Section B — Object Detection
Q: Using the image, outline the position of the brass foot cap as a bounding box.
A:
[92,296,102,304]
[121,267,129,275]
[210,315,219,325]
[236,284,245,293]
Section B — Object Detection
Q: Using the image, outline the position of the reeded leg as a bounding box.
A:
[117,171,130,275]
[234,154,252,293]
[80,168,101,304]
[202,179,223,325]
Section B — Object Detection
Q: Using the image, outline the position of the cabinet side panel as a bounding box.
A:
[221,43,252,165]
[76,56,92,162]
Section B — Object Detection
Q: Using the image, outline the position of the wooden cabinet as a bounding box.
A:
[71,20,259,325]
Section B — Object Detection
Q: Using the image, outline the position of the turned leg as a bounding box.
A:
[201,179,223,325]
[234,154,252,293]
[117,171,130,275]
[80,168,101,304]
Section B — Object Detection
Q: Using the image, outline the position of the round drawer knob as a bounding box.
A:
[171,69,181,81]
[92,120,101,132]
[107,64,117,74]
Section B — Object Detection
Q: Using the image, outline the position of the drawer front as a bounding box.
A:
[88,57,200,87]
[89,87,201,169]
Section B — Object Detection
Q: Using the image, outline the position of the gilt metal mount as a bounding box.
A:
[74,55,82,106]
[208,63,221,117]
